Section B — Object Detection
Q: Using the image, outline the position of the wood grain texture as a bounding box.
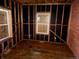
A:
[3,40,75,59]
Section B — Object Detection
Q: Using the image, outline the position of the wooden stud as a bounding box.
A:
[34,6,36,40]
[67,5,72,44]
[3,0,9,50]
[33,5,34,40]
[14,1,17,45]
[48,5,49,42]
[60,5,65,43]
[35,5,37,40]
[28,5,30,40]
[44,4,46,41]
[9,0,12,9]
[10,0,13,48]
[17,3,20,41]
[20,4,23,40]
[54,4,58,43]
[38,5,41,40]
[48,5,52,42]
[4,0,6,8]
[23,23,68,26]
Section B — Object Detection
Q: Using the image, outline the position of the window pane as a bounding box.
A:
[38,14,49,24]
[38,24,48,33]
[0,11,7,24]
[0,26,8,39]
[36,13,50,34]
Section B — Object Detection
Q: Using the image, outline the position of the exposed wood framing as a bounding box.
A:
[4,0,6,8]
[33,5,34,40]
[48,5,52,42]
[9,0,12,9]
[23,3,71,43]
[24,3,71,5]
[18,3,20,41]
[23,23,68,26]
[44,4,46,41]
[39,5,42,41]
[60,4,65,43]
[67,5,72,44]
[23,0,71,4]
[55,4,58,42]
[3,0,9,51]
[0,2,71,54]
[28,6,30,40]
[2,0,13,51]
[35,5,37,40]
[9,0,13,48]
[44,5,46,41]
[14,1,17,45]
[20,4,23,40]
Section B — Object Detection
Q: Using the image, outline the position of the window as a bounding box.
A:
[36,12,50,35]
[0,8,13,39]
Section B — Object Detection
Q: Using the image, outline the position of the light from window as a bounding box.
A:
[0,8,13,39]
[36,12,50,35]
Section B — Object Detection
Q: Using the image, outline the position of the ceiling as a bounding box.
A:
[18,0,71,4]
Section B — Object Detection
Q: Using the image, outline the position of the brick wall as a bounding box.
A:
[67,0,79,59]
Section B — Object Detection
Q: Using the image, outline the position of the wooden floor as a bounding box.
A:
[3,40,76,59]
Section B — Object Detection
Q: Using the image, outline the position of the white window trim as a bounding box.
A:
[0,8,13,39]
[0,24,8,26]
[36,12,50,35]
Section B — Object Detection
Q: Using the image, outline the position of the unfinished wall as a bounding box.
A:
[67,0,79,59]
[23,4,71,43]
[0,1,23,59]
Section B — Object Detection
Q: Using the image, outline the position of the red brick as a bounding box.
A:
[67,0,79,59]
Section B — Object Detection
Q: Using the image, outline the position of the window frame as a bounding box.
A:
[0,8,13,40]
[36,12,50,35]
